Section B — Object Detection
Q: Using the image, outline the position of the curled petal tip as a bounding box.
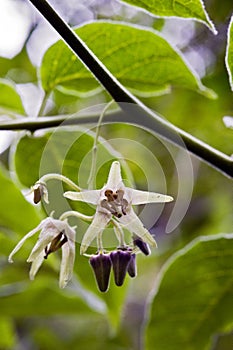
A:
[59,280,68,289]
[111,160,120,166]
[80,245,87,255]
[107,161,122,188]
[63,191,76,199]
[29,273,35,281]
[8,257,13,263]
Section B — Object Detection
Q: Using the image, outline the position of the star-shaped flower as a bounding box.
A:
[64,161,173,254]
[8,217,76,288]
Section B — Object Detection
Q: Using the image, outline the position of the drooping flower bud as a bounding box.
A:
[134,237,151,256]
[110,250,131,286]
[89,253,112,292]
[44,230,68,259]
[33,182,49,204]
[127,253,137,278]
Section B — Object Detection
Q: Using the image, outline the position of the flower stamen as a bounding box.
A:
[102,189,129,218]
[44,230,68,259]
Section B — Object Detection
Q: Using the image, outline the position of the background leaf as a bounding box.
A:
[146,234,233,350]
[40,22,215,98]
[0,48,37,84]
[225,15,233,90]
[0,165,40,234]
[0,317,16,349]
[120,0,216,33]
[211,331,233,350]
[0,277,102,317]
[0,79,25,115]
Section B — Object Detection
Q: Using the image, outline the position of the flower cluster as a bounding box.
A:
[89,240,149,292]
[9,161,173,292]
[9,217,75,288]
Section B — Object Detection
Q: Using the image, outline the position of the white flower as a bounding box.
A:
[64,161,173,254]
[8,217,76,288]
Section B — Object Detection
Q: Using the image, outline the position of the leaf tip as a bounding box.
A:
[199,86,218,100]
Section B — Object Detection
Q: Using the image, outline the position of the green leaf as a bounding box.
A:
[211,331,233,350]
[0,278,103,317]
[40,22,216,99]
[30,314,112,350]
[120,0,216,33]
[0,166,40,234]
[0,317,16,349]
[14,127,132,187]
[0,48,37,84]
[0,79,25,115]
[226,15,233,90]
[146,234,233,350]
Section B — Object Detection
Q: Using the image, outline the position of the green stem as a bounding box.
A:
[87,100,115,189]
[1,111,233,177]
[59,211,93,221]
[38,173,81,191]
[37,91,50,117]
[9,0,233,178]
[112,219,126,247]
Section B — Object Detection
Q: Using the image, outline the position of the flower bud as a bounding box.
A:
[127,253,137,278]
[134,237,151,256]
[110,250,131,286]
[89,253,112,292]
[33,183,49,204]
[33,186,42,204]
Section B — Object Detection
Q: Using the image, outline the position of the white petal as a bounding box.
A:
[127,188,174,205]
[27,228,57,262]
[63,223,76,241]
[29,251,45,280]
[8,221,44,263]
[118,209,157,247]
[64,190,101,204]
[59,238,75,288]
[80,211,111,255]
[106,161,123,189]
[43,187,49,204]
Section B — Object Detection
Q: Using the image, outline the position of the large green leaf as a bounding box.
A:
[0,166,40,234]
[146,234,233,350]
[120,0,216,33]
[14,127,131,188]
[40,22,215,98]
[0,48,37,84]
[0,79,25,115]
[226,15,233,90]
[0,317,15,349]
[0,277,103,317]
[211,331,233,350]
